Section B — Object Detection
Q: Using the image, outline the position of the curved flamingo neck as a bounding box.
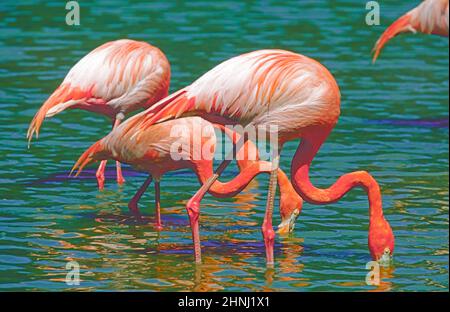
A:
[214,123,260,171]
[195,161,272,198]
[291,133,396,260]
[291,134,385,221]
[276,167,302,219]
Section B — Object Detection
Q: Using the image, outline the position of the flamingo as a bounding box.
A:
[27,39,171,189]
[114,49,395,266]
[71,116,303,234]
[372,0,449,62]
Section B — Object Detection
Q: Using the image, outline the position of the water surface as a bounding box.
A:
[0,0,448,291]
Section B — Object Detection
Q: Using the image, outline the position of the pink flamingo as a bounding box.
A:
[373,0,449,62]
[118,49,395,265]
[71,116,303,234]
[27,39,171,189]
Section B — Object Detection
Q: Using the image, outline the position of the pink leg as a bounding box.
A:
[96,160,107,190]
[186,198,201,263]
[128,175,153,220]
[186,160,233,264]
[262,211,275,266]
[185,133,251,263]
[112,116,126,185]
[116,161,125,185]
[262,153,280,266]
[154,180,163,230]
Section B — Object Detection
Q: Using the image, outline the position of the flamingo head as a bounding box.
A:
[368,217,395,266]
[277,192,302,234]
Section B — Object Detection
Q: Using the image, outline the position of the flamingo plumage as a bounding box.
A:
[117,49,395,265]
[71,116,303,235]
[27,39,171,189]
[372,0,449,62]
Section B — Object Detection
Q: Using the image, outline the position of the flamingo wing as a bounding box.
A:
[71,116,215,176]
[27,39,170,143]
[122,49,340,138]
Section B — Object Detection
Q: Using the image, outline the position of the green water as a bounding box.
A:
[0,0,448,291]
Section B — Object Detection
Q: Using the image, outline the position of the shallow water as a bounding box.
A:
[0,0,448,291]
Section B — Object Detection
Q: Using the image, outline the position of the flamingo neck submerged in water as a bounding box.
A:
[290,129,394,261]
[120,49,395,264]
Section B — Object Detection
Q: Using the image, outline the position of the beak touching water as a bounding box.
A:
[277,209,300,234]
[378,247,393,267]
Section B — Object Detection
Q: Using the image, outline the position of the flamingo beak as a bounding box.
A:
[277,209,300,234]
[378,247,393,267]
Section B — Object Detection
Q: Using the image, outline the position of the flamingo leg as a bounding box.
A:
[154,179,163,230]
[128,175,153,221]
[186,159,233,264]
[185,134,249,264]
[95,114,125,190]
[116,161,125,185]
[96,160,107,190]
[112,116,126,185]
[262,152,280,267]
[186,200,201,263]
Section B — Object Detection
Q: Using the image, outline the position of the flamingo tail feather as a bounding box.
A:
[122,88,195,136]
[372,14,413,63]
[70,140,104,177]
[27,84,86,147]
